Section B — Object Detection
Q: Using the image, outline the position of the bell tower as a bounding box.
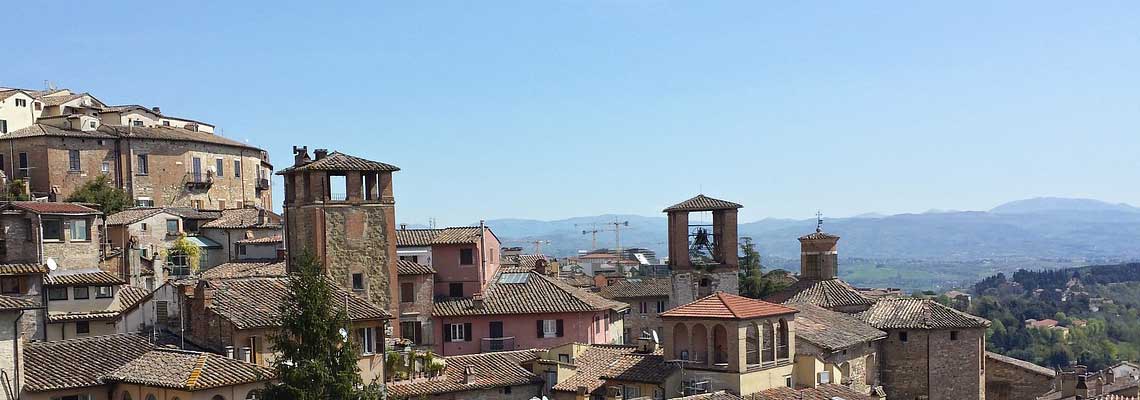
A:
[798,213,840,281]
[278,146,402,322]
[664,194,742,306]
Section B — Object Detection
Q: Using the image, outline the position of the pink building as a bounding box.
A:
[396,226,501,298]
[432,270,629,356]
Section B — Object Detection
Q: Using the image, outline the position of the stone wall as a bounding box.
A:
[879,328,985,400]
[986,353,1054,400]
[399,273,435,346]
[670,270,739,308]
[619,295,667,344]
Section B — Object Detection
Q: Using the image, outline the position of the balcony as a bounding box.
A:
[480,336,515,352]
[256,178,270,190]
[185,171,214,188]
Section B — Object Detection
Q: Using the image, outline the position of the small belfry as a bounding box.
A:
[664,194,743,306]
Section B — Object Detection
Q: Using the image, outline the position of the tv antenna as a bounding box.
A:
[815,210,824,233]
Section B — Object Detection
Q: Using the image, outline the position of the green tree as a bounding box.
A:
[738,237,790,299]
[5,179,29,201]
[261,252,381,400]
[65,175,131,215]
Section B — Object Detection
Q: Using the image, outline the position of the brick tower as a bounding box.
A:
[664,194,742,306]
[798,219,840,280]
[278,146,401,323]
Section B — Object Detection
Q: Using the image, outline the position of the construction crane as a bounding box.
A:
[504,240,552,256]
[576,222,601,250]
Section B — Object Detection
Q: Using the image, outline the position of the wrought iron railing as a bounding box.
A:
[480,336,515,352]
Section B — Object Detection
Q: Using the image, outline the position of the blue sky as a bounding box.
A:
[3,1,1138,225]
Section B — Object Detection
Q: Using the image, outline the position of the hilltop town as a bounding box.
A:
[0,84,1135,400]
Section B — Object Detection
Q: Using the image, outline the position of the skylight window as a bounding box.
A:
[498,273,530,284]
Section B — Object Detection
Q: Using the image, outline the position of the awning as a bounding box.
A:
[184,235,223,249]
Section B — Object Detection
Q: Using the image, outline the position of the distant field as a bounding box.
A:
[763,256,1094,292]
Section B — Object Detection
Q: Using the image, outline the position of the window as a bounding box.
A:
[166,219,179,234]
[95,286,112,298]
[218,200,226,210]
[238,245,246,256]
[89,121,96,129]
[623,385,641,399]
[503,386,512,394]
[67,150,81,171]
[168,252,191,276]
[639,302,647,314]
[951,331,959,341]
[162,120,170,126]
[540,319,558,338]
[0,120,6,134]
[400,321,423,344]
[459,248,474,265]
[399,255,419,263]
[657,300,667,313]
[558,353,570,363]
[42,220,63,241]
[594,316,601,334]
[76,321,90,335]
[352,273,364,291]
[14,99,26,107]
[0,277,19,294]
[73,286,89,300]
[101,161,109,174]
[70,219,89,241]
[449,283,463,297]
[136,154,149,174]
[33,102,40,111]
[899,331,908,342]
[448,323,467,342]
[357,327,376,354]
[216,158,224,177]
[140,223,149,232]
[47,287,67,300]
[234,159,241,177]
[17,152,27,178]
[136,198,154,207]
[132,120,143,127]
[400,282,414,302]
[785,376,793,387]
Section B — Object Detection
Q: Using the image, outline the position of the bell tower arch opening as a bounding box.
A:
[663,194,743,306]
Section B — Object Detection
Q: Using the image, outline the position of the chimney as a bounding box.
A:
[225,346,235,359]
[292,146,310,166]
[276,248,287,262]
[1076,375,1088,398]
[463,365,476,384]
[798,229,840,280]
[399,223,407,230]
[257,208,267,225]
[1106,369,1116,384]
[241,346,253,363]
[314,148,329,160]
[577,386,588,396]
[151,106,161,114]
[472,292,484,308]
[637,333,658,353]
[1061,371,1077,398]
[535,259,548,275]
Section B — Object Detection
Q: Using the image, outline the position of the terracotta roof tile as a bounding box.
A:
[163,207,222,220]
[677,391,741,400]
[747,383,877,400]
[387,350,541,397]
[663,195,742,212]
[788,303,885,351]
[598,278,671,299]
[105,348,273,390]
[45,270,127,286]
[798,230,840,241]
[208,277,388,329]
[986,351,1056,378]
[0,263,47,275]
[0,294,41,310]
[855,297,990,330]
[764,278,875,309]
[6,201,101,215]
[201,261,286,280]
[100,125,262,151]
[397,259,435,275]
[277,151,399,174]
[235,234,282,245]
[105,208,166,225]
[433,271,627,317]
[552,345,642,393]
[24,334,154,392]
[599,352,675,384]
[48,311,121,322]
[661,292,797,320]
[396,227,491,246]
[200,207,282,229]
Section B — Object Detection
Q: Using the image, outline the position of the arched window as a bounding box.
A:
[761,322,774,362]
[777,319,790,359]
[673,323,689,360]
[745,324,760,365]
[122,392,133,400]
[712,324,728,365]
[245,389,262,400]
[691,324,708,365]
[146,395,157,400]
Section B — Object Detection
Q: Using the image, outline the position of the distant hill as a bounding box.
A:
[990,197,1140,215]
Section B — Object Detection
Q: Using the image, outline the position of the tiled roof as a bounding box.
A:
[24,334,154,392]
[48,311,121,322]
[0,263,47,275]
[5,201,101,215]
[788,303,885,351]
[200,260,286,280]
[1,123,117,140]
[663,194,742,212]
[986,351,1056,378]
[0,89,29,101]
[855,297,991,330]
[677,391,741,400]
[387,350,541,397]
[277,151,400,173]
[500,254,551,272]
[798,230,840,241]
[105,207,166,225]
[45,270,127,286]
[396,227,489,246]
[163,207,222,219]
[764,278,875,309]
[560,273,595,288]
[99,125,261,151]
[0,294,41,311]
[116,286,153,311]
[433,271,627,317]
[598,278,671,299]
[105,348,273,390]
[38,93,88,106]
[235,234,282,245]
[599,352,675,384]
[200,207,282,229]
[397,259,435,275]
[208,277,389,329]
[552,345,640,393]
[660,292,797,320]
[747,384,877,400]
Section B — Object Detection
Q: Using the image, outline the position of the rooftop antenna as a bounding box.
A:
[816,210,824,233]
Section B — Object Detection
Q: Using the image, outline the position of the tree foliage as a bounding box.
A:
[738,237,792,299]
[65,175,131,215]
[5,179,29,201]
[261,252,382,400]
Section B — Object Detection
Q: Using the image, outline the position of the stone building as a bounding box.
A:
[105,207,185,287]
[660,292,798,396]
[855,297,990,400]
[396,226,502,299]
[986,351,1056,400]
[542,341,678,400]
[199,206,283,268]
[786,303,885,393]
[663,195,742,307]
[0,263,46,339]
[0,294,42,399]
[764,229,875,313]
[598,277,671,344]
[0,202,104,272]
[397,259,435,348]
[279,146,402,323]
[42,270,150,341]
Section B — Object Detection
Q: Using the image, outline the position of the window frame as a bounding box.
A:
[42,219,63,241]
[459,248,474,265]
[70,219,89,241]
[234,159,242,177]
[68,149,81,171]
[136,154,149,175]
[165,218,179,234]
[47,287,68,301]
[449,323,466,342]
[75,320,90,335]
[542,319,558,338]
[0,277,19,295]
[400,281,414,303]
[95,286,113,299]
[73,286,90,300]
[216,158,224,177]
[352,273,364,291]
[357,327,376,355]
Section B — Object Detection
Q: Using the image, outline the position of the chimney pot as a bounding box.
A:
[463,365,476,384]
[314,149,329,160]
[225,346,235,359]
[292,146,310,167]
[535,259,548,275]
[241,346,252,363]
[399,223,407,230]
[472,292,484,308]
[152,106,161,114]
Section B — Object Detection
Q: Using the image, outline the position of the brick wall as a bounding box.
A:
[399,273,435,346]
[879,328,985,400]
[986,354,1054,400]
[618,296,667,344]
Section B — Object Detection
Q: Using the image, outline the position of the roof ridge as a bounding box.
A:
[716,292,742,319]
[185,352,209,389]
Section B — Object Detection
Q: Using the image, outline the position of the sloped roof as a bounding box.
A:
[0,263,47,275]
[115,286,153,312]
[986,352,1056,378]
[24,334,154,392]
[433,271,627,317]
[552,345,641,393]
[500,254,552,272]
[1,123,117,140]
[201,260,286,280]
[599,352,675,384]
[397,259,435,275]
[598,278,671,299]
[660,292,797,320]
[663,194,742,212]
[788,303,885,351]
[0,124,263,151]
[396,227,493,246]
[764,278,875,309]
[235,234,282,245]
[387,350,541,397]
[105,207,167,226]
[6,201,101,215]
[105,348,273,390]
[750,384,877,400]
[208,277,388,329]
[45,270,127,286]
[0,294,41,311]
[163,207,222,220]
[798,230,840,241]
[856,297,991,330]
[277,151,400,174]
[200,207,282,229]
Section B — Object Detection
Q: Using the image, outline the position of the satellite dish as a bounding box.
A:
[45,258,57,271]
[339,328,349,342]
[652,330,660,344]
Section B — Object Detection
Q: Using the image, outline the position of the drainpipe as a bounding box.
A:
[13,310,22,398]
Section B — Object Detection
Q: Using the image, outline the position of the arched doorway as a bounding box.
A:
[673,323,689,360]
[712,324,728,365]
[691,324,708,365]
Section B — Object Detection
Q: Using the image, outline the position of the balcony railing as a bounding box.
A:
[185,171,214,188]
[480,336,515,352]
[256,178,270,190]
